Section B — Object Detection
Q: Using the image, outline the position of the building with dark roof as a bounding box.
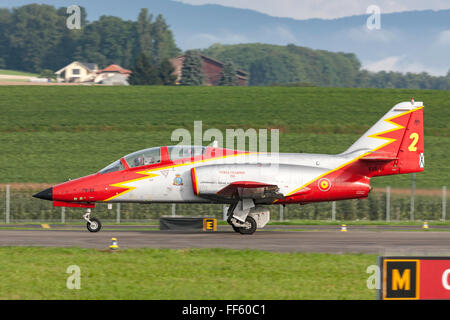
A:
[170,54,248,86]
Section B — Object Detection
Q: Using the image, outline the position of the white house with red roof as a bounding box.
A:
[55,62,132,85]
[55,61,99,83]
[94,64,132,84]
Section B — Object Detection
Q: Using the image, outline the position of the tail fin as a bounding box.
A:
[345,100,424,175]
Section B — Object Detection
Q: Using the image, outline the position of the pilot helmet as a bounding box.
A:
[134,156,144,166]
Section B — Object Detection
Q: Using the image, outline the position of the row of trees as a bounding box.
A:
[355,69,450,90]
[202,43,363,87]
[0,4,180,73]
[129,49,241,86]
[203,43,450,89]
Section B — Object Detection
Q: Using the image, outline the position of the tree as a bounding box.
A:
[180,50,204,86]
[137,8,153,59]
[129,52,161,85]
[7,4,67,72]
[151,14,181,65]
[136,11,180,66]
[219,59,238,86]
[0,8,12,69]
[158,58,176,85]
[75,16,136,69]
[130,54,178,86]
[39,69,56,80]
[45,7,85,71]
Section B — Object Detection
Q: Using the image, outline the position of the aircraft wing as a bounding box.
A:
[216,181,282,199]
[191,166,284,203]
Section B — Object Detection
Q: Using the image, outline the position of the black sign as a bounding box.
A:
[380,258,419,300]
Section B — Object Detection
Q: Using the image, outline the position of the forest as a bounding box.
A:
[0,4,180,73]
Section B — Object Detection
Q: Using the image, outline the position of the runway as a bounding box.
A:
[1,225,450,255]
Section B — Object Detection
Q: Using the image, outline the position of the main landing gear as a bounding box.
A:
[226,201,259,235]
[83,208,102,233]
[229,215,257,235]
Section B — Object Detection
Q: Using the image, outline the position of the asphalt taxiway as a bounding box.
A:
[1,224,449,255]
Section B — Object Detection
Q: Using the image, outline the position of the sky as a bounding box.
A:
[176,0,450,20]
[175,0,450,75]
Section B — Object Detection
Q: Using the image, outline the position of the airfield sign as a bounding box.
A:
[379,257,450,300]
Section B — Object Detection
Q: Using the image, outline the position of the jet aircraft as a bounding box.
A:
[34,100,424,234]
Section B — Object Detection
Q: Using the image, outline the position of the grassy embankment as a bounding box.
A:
[0,247,377,300]
[0,85,447,187]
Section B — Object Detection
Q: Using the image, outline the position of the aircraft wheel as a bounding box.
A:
[87,217,102,233]
[238,216,257,235]
[231,225,241,233]
[227,217,241,233]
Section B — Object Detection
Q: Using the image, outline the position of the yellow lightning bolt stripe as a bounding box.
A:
[103,151,256,202]
[365,107,417,150]
[282,106,423,198]
[103,170,160,202]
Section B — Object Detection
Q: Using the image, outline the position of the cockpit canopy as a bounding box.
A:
[168,145,205,160]
[99,146,206,174]
[99,159,124,174]
[125,147,161,168]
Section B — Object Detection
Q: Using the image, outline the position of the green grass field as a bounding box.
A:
[0,69,38,77]
[0,247,376,300]
[0,86,448,188]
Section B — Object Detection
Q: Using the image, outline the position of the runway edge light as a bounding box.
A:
[109,237,119,250]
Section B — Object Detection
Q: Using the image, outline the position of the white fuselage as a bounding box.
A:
[108,151,357,204]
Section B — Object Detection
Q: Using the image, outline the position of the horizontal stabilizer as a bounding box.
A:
[360,153,398,161]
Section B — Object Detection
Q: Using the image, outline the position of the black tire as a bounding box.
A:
[231,225,241,233]
[87,217,102,233]
[238,216,257,235]
[227,215,241,233]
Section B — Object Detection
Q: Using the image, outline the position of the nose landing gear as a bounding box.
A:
[82,208,102,232]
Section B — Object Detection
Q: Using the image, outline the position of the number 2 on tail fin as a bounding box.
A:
[408,133,419,152]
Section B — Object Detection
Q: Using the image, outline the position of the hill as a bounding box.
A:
[0,86,447,189]
[202,43,361,87]
[201,43,450,89]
